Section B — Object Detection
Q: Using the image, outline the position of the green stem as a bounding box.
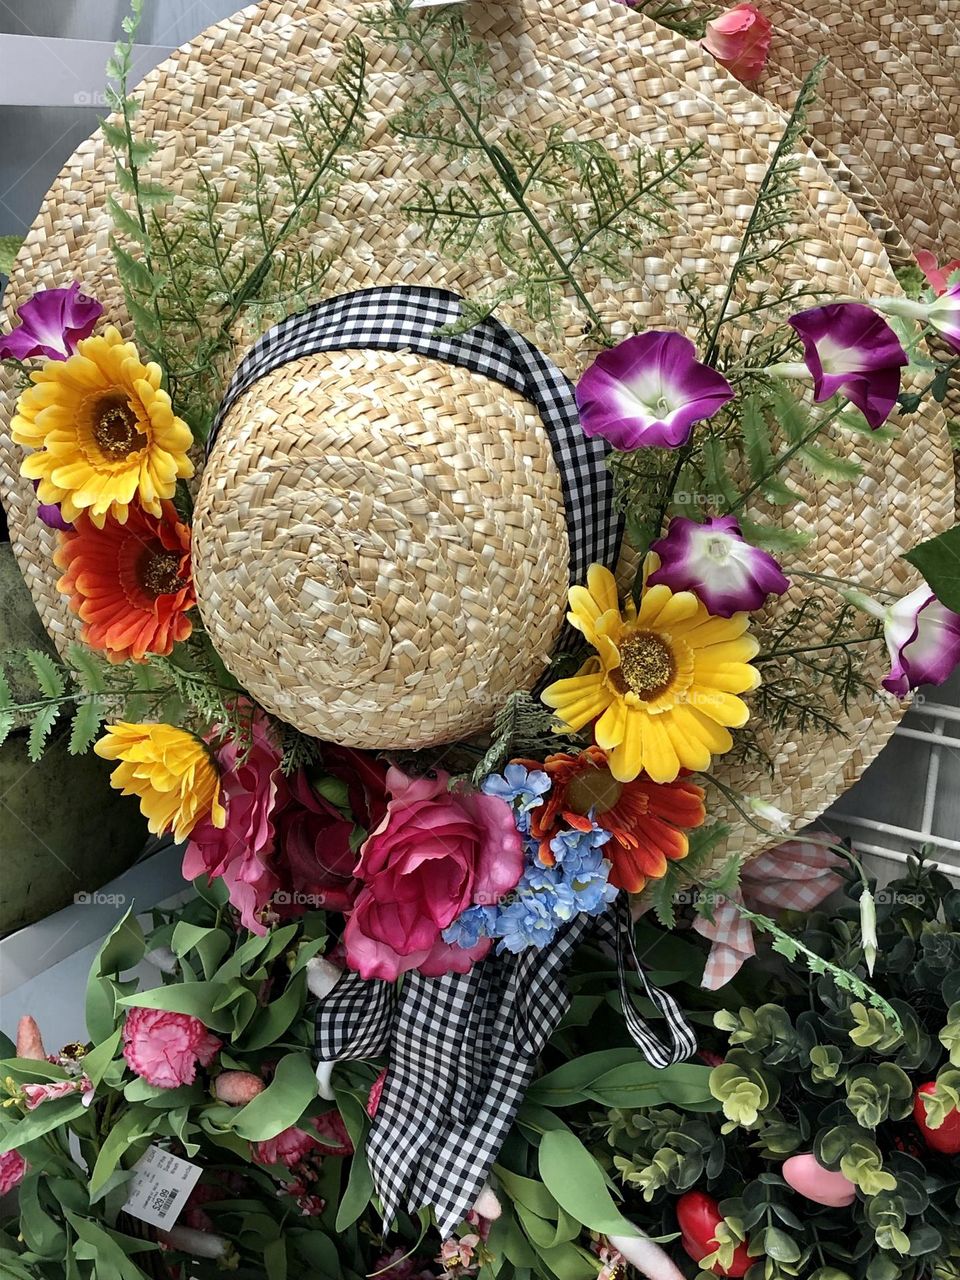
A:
[788,568,898,598]
[698,771,771,835]
[755,635,879,663]
[728,401,845,514]
[413,32,610,342]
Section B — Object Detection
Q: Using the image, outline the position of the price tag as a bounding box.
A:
[122,1144,202,1230]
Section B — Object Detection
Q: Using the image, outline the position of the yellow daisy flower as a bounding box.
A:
[94,722,226,842]
[12,326,194,527]
[542,559,761,784]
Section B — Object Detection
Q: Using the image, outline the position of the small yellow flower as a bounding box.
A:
[542,560,760,784]
[94,722,226,842]
[12,326,194,527]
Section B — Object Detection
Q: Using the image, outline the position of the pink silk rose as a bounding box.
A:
[251,1116,328,1168]
[344,768,524,982]
[702,4,772,82]
[122,1006,222,1088]
[183,710,288,935]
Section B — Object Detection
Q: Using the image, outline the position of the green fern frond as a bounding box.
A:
[69,698,107,756]
[28,705,61,762]
[648,822,732,930]
[25,650,66,699]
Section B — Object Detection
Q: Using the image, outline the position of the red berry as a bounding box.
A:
[913,1083,960,1155]
[676,1191,752,1277]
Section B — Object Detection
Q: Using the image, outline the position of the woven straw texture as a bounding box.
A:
[0,0,953,867]
[757,0,960,256]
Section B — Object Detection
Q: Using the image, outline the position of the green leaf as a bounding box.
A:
[584,1061,718,1110]
[86,910,145,1041]
[106,195,149,245]
[89,1103,156,1199]
[241,970,308,1050]
[0,1096,87,1155]
[265,1238,288,1280]
[118,980,234,1033]
[65,1213,158,1280]
[68,643,107,693]
[17,1175,67,1257]
[28,704,61,761]
[0,235,22,275]
[83,1028,122,1088]
[494,1166,560,1220]
[538,1130,637,1236]
[112,241,156,297]
[69,696,106,755]
[25,649,66,698]
[229,1052,318,1141]
[903,525,960,613]
[527,1048,647,1107]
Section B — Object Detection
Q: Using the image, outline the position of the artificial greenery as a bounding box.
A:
[602,851,960,1279]
[104,0,367,441]
[370,0,696,342]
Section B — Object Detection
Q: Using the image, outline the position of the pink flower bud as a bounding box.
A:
[213,1071,265,1105]
[16,1016,47,1061]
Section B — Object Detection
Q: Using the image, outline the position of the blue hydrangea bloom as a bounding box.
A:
[495,893,559,953]
[441,904,499,949]
[549,822,612,870]
[481,763,552,834]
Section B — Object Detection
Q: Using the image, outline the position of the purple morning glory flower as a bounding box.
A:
[881,586,960,697]
[787,302,908,428]
[575,331,734,450]
[649,514,789,616]
[0,282,102,363]
[928,281,960,354]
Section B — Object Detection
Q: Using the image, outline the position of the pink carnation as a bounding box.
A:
[122,1006,222,1088]
[344,768,524,982]
[0,1150,27,1196]
[702,3,773,82]
[183,710,288,935]
[312,1108,354,1156]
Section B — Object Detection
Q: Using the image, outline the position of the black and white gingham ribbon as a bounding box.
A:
[216,287,694,1234]
[210,286,623,593]
[314,900,696,1237]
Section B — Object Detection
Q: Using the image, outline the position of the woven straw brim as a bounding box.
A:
[0,0,953,872]
[757,0,960,256]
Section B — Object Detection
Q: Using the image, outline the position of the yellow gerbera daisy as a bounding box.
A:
[94,722,226,842]
[12,326,194,527]
[542,559,760,784]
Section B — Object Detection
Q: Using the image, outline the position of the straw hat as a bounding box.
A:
[0,0,953,864]
[756,0,960,256]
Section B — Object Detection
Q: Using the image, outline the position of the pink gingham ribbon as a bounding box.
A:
[695,833,846,990]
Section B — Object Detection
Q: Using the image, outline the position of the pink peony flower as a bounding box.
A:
[122,1006,222,1088]
[250,1118,324,1168]
[312,1108,354,1156]
[702,3,773,82]
[183,711,288,935]
[213,1071,265,1105]
[344,768,524,982]
[0,1150,27,1196]
[15,1015,47,1061]
[366,1067,388,1118]
[21,1076,93,1110]
[0,282,102,363]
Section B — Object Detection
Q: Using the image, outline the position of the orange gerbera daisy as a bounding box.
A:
[515,745,706,893]
[54,500,195,662]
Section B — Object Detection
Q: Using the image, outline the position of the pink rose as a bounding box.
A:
[183,711,288,935]
[22,1076,93,1109]
[0,1150,27,1196]
[344,768,524,982]
[702,4,772,81]
[122,1007,222,1088]
[277,769,364,913]
[250,1117,325,1168]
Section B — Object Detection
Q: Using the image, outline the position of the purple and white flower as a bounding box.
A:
[575,331,734,450]
[847,585,960,697]
[0,282,102,363]
[872,280,960,355]
[648,515,789,617]
[32,480,72,531]
[784,302,908,428]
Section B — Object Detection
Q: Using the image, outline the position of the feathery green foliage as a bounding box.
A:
[648,823,733,930]
[104,1,367,439]
[471,690,574,786]
[371,0,696,340]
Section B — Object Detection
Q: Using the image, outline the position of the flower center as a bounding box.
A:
[93,395,147,460]
[707,536,729,561]
[565,764,623,816]
[139,548,184,598]
[617,631,676,699]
